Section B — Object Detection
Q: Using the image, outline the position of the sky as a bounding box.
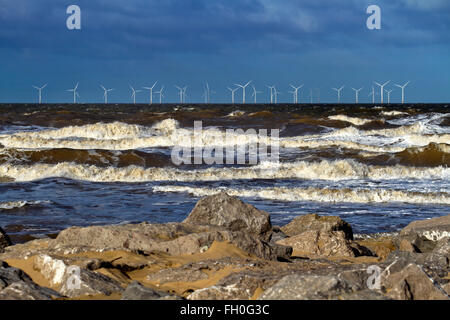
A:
[0,0,449,104]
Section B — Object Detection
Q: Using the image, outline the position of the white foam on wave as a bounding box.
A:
[0,200,50,210]
[0,159,447,183]
[152,185,450,205]
[328,115,374,126]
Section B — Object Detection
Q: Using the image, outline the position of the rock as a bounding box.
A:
[276,230,371,258]
[183,192,272,241]
[270,226,288,243]
[0,281,61,300]
[433,238,450,256]
[258,274,352,300]
[121,281,182,300]
[355,238,396,260]
[0,261,60,300]
[400,215,450,241]
[399,239,420,253]
[281,214,353,240]
[33,254,123,298]
[59,267,124,298]
[0,227,12,253]
[381,263,449,300]
[52,223,278,261]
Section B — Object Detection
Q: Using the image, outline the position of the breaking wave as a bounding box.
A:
[152,185,450,205]
[0,159,447,183]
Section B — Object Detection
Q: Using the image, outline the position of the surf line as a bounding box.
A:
[171,121,280,166]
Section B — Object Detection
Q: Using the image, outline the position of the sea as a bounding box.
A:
[0,103,448,243]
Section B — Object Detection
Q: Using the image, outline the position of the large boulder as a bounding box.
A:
[281,214,353,240]
[52,223,278,261]
[400,215,450,241]
[183,192,272,241]
[276,230,371,258]
[0,227,12,253]
[381,262,449,300]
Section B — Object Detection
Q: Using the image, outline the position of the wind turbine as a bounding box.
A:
[374,80,390,104]
[202,83,215,103]
[234,81,252,104]
[182,86,188,103]
[227,87,239,104]
[309,89,313,104]
[385,89,394,104]
[32,84,47,104]
[142,81,158,105]
[266,85,275,104]
[316,88,321,103]
[100,85,114,104]
[130,85,141,104]
[369,86,377,104]
[175,86,184,103]
[332,85,345,103]
[351,87,363,104]
[155,86,164,104]
[272,87,281,104]
[394,81,410,104]
[289,84,304,104]
[67,83,79,104]
[251,85,262,104]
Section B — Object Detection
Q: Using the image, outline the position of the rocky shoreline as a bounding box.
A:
[0,192,449,300]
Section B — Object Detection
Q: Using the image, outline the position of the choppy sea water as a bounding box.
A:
[0,104,448,243]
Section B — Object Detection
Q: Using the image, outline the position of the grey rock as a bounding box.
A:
[0,227,11,253]
[59,267,124,298]
[281,214,353,240]
[258,274,352,300]
[433,238,450,256]
[0,262,60,300]
[121,281,182,300]
[183,192,272,241]
[0,281,61,300]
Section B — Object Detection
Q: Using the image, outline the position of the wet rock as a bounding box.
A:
[183,192,272,241]
[121,281,182,300]
[281,214,353,240]
[381,263,449,300]
[0,227,12,253]
[277,230,371,258]
[399,239,420,253]
[400,214,450,241]
[0,261,60,300]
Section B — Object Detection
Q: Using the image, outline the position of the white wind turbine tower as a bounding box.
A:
[155,86,164,104]
[394,81,410,104]
[351,87,363,104]
[66,83,79,103]
[130,85,141,104]
[332,85,345,103]
[374,80,390,104]
[385,89,394,104]
[266,85,275,104]
[32,84,47,104]
[175,86,184,103]
[309,89,313,104]
[142,81,158,105]
[234,81,252,104]
[227,87,239,104]
[251,85,262,104]
[368,86,378,104]
[289,84,304,104]
[100,85,114,104]
[272,87,281,104]
[182,86,188,103]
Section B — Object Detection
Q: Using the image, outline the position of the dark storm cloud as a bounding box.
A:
[0,0,448,59]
